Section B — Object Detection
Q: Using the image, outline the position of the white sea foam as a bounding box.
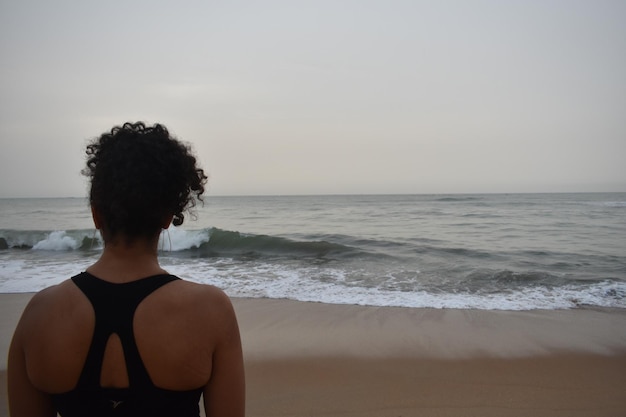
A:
[159,227,210,251]
[33,231,81,251]
[160,259,626,311]
[1,253,624,310]
[0,258,95,292]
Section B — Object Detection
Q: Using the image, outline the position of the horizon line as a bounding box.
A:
[1,190,625,199]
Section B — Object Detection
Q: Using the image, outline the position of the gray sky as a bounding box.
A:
[1,0,625,197]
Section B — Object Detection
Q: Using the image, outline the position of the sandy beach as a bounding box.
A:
[2,293,626,416]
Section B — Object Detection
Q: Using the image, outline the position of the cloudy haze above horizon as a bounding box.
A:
[1,0,624,197]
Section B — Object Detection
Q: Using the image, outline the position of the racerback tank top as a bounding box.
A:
[51,272,203,417]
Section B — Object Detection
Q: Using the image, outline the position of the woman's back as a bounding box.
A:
[10,267,244,417]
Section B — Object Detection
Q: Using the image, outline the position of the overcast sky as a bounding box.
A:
[1,0,624,197]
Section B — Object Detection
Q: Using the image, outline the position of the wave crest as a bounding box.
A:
[0,227,355,259]
[195,228,353,258]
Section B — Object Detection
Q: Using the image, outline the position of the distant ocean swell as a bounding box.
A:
[4,228,624,272]
[0,226,625,310]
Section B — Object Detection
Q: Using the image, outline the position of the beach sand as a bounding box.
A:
[2,293,626,416]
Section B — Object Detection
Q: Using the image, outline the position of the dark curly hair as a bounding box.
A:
[83,122,207,242]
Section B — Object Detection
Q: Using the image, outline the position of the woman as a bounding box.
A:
[8,122,245,416]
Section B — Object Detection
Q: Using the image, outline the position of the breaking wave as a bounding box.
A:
[0,228,356,258]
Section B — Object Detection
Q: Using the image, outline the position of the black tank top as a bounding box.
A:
[51,272,203,417]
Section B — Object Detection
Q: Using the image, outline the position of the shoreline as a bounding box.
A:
[233,297,626,359]
[2,293,626,416]
[3,293,626,365]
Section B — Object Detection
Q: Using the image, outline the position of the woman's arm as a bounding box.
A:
[202,291,245,417]
[7,299,56,417]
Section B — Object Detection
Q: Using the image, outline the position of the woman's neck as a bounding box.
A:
[87,238,168,283]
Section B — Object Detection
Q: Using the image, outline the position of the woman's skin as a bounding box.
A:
[8,211,245,417]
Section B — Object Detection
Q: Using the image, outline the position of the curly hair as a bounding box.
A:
[83,122,207,242]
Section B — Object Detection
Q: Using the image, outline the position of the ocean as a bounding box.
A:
[0,193,625,310]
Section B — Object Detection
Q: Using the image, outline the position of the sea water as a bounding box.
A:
[1,193,625,310]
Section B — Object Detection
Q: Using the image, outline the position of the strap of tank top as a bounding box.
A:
[71,272,180,389]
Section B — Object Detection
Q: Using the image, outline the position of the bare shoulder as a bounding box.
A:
[168,280,234,310]
[174,280,231,300]
[16,280,85,332]
[149,279,239,334]
[29,279,79,302]
[12,278,92,384]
